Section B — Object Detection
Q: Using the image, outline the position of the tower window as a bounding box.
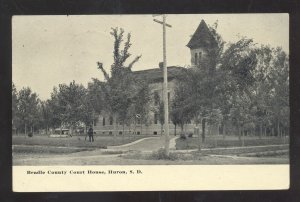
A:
[199,52,202,61]
[102,117,105,126]
[195,53,198,65]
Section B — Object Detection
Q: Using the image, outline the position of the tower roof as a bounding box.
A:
[187,20,218,49]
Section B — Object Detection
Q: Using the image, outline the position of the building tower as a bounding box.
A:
[187,20,218,68]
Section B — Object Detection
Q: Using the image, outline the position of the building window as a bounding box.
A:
[195,52,198,65]
[154,113,159,124]
[154,91,160,106]
[109,116,113,125]
[93,119,97,126]
[168,92,170,103]
[199,52,202,61]
[102,117,105,126]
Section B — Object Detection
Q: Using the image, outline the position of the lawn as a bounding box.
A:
[175,135,289,150]
[12,134,151,149]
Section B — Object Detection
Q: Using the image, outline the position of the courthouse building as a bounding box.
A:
[93,20,218,135]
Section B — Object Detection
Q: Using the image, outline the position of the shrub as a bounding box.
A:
[148,148,179,160]
[180,133,186,140]
[188,132,193,138]
[28,132,33,137]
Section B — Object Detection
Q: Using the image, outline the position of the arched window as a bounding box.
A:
[194,53,198,65]
[109,116,113,125]
[154,91,160,106]
[154,113,159,124]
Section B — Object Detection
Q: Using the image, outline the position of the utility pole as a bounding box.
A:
[153,14,172,155]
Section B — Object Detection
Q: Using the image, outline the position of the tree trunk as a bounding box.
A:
[202,118,206,143]
[60,122,63,135]
[24,123,27,136]
[277,119,280,138]
[160,124,163,136]
[259,122,262,139]
[213,124,217,147]
[174,124,177,136]
[180,124,184,133]
[241,127,245,147]
[222,121,226,140]
[122,124,125,143]
[195,122,201,152]
[113,114,117,143]
[237,124,241,141]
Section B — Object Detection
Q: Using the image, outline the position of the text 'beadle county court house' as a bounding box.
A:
[94,20,217,136]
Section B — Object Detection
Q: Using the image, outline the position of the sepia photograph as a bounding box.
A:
[12,14,289,167]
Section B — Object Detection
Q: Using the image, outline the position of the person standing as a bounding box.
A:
[88,126,94,142]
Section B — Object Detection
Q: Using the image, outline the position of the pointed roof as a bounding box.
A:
[187,20,218,49]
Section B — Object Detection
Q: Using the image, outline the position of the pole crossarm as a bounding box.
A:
[153,19,172,28]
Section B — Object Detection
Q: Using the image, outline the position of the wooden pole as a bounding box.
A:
[162,14,170,156]
[153,14,172,156]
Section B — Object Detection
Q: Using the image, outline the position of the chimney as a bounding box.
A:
[159,62,164,71]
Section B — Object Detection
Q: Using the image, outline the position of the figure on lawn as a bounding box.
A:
[88,126,94,142]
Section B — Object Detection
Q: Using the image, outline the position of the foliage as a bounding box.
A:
[50,81,88,132]
[16,87,40,134]
[96,27,145,131]
[148,148,179,161]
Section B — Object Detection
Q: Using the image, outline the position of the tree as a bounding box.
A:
[97,27,142,137]
[268,47,289,137]
[17,87,40,135]
[131,80,152,135]
[51,81,87,134]
[40,100,52,134]
[12,83,19,134]
[47,87,63,130]
[87,78,106,115]
[171,71,194,135]
[220,37,258,143]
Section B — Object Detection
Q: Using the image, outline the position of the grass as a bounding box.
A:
[121,146,289,163]
[12,145,92,154]
[191,145,289,155]
[122,149,199,161]
[12,134,150,149]
[175,135,289,150]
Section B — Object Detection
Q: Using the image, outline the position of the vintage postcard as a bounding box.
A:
[12,14,289,191]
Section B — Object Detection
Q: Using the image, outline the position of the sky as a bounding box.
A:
[12,14,289,100]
